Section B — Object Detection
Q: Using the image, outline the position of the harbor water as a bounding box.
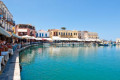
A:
[20,45,120,80]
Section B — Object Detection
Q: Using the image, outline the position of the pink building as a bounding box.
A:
[15,24,36,37]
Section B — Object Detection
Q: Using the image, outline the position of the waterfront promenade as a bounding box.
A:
[0,44,36,80]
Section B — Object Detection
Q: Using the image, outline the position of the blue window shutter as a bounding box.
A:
[40,33,41,37]
[46,33,47,37]
[36,33,38,37]
[42,33,44,37]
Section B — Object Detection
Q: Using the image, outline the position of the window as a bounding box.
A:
[61,32,62,35]
[66,33,67,35]
[71,33,72,36]
[59,32,60,35]
[74,33,75,35]
[39,33,41,37]
[56,32,58,36]
[42,33,44,37]
[69,33,70,35]
[64,33,65,35]
[54,32,55,36]
[45,33,47,37]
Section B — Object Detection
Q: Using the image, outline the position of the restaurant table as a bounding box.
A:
[0,56,5,71]
[1,51,9,62]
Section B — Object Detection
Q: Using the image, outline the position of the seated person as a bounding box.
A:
[7,43,12,49]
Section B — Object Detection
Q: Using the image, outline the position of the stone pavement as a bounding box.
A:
[0,45,34,80]
[0,50,21,80]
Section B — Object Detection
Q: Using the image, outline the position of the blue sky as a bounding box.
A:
[2,0,120,40]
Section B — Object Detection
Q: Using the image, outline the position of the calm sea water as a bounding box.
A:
[20,45,120,80]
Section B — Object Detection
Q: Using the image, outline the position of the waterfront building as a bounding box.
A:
[78,31,99,40]
[36,30,49,38]
[88,32,98,39]
[116,38,120,44]
[15,24,36,37]
[58,30,78,38]
[0,1,15,33]
[48,29,78,38]
[78,31,82,39]
[48,29,59,38]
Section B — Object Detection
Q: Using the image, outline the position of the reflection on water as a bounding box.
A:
[20,46,99,63]
[20,45,120,80]
[20,47,37,64]
[116,45,120,50]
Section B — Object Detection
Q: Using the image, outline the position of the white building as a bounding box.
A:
[116,38,120,44]
[0,1,15,32]
[36,30,49,38]
[78,31,98,40]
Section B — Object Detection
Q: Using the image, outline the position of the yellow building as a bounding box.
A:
[48,29,78,38]
[48,29,59,38]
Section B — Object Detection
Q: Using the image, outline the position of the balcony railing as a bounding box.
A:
[3,13,6,19]
[60,35,73,38]
[7,29,13,32]
[7,18,12,22]
[13,20,15,26]
[0,9,6,20]
[7,18,15,25]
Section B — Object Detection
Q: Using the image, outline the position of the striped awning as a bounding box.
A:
[0,27,11,37]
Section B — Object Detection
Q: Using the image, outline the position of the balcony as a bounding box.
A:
[7,18,13,25]
[7,29,13,32]
[60,35,73,38]
[3,13,6,19]
[13,21,15,26]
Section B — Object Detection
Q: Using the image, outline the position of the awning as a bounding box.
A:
[21,35,31,39]
[52,36,60,41]
[0,27,11,37]
[77,39,84,41]
[69,38,79,41]
[85,39,91,41]
[43,38,52,41]
[85,39,101,41]
[89,39,96,41]
[96,39,101,42]
[60,38,69,41]
[29,36,36,39]
[35,38,42,40]
[12,33,22,39]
